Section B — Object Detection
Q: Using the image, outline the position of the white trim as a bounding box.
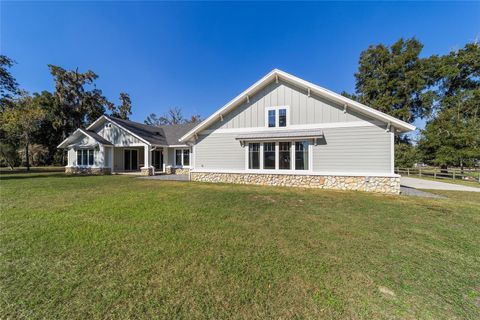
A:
[199,121,377,135]
[244,140,312,173]
[180,69,415,142]
[173,147,191,168]
[390,131,395,174]
[191,168,400,178]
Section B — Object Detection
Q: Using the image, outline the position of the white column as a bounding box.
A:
[110,147,114,173]
[141,144,153,175]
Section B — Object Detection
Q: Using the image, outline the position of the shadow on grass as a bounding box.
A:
[0,173,87,181]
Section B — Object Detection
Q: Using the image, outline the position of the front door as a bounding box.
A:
[124,149,138,171]
[152,150,163,171]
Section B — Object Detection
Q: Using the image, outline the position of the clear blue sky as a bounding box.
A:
[1,1,479,130]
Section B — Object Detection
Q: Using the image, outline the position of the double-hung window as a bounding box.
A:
[248,143,260,169]
[77,149,94,166]
[175,149,190,167]
[263,142,276,169]
[295,141,309,170]
[266,107,288,128]
[279,142,291,170]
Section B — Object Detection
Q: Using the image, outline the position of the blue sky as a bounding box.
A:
[1,1,479,130]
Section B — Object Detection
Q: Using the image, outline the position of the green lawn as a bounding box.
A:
[1,173,479,319]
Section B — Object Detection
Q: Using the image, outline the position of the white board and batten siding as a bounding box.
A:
[194,80,394,175]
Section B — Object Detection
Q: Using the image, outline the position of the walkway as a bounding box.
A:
[400,177,480,192]
[139,174,190,181]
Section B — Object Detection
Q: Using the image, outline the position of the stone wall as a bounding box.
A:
[190,172,400,194]
[165,167,191,175]
[65,167,111,175]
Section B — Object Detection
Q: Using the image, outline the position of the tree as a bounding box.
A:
[0,55,19,108]
[0,93,46,170]
[108,92,132,120]
[350,38,436,123]
[418,42,480,170]
[145,107,201,126]
[0,142,19,170]
[395,140,421,168]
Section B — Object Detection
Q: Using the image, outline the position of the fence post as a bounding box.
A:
[434,171,436,179]
[419,167,422,177]
[453,171,455,180]
[407,168,410,176]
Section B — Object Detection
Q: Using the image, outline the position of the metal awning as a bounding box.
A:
[235,129,324,141]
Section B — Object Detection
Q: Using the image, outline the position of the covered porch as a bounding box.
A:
[111,145,167,175]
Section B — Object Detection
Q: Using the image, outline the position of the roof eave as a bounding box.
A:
[179,69,416,141]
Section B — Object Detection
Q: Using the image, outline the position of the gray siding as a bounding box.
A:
[209,80,372,130]
[312,125,391,174]
[195,133,244,170]
[195,125,391,174]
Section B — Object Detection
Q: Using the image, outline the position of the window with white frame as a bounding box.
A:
[247,140,309,171]
[279,142,291,170]
[175,148,190,167]
[263,142,276,169]
[76,149,95,166]
[295,141,309,170]
[265,107,288,128]
[248,143,260,169]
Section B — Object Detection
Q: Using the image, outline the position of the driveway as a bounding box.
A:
[400,177,480,192]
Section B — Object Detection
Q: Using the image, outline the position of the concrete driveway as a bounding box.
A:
[400,177,480,192]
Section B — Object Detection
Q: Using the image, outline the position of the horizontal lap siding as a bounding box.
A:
[195,133,244,170]
[312,126,391,174]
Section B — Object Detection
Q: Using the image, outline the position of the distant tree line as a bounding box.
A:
[1,39,478,170]
[0,58,132,169]
[342,38,479,170]
[144,106,201,126]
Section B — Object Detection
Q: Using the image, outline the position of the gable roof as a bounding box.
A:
[86,115,198,146]
[57,128,113,148]
[180,69,416,142]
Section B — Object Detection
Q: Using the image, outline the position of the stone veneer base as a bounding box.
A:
[190,172,400,194]
[140,167,154,176]
[65,167,111,175]
[165,167,191,175]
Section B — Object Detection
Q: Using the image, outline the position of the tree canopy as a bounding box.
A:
[145,107,201,126]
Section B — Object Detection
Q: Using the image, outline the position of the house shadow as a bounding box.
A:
[0,172,81,181]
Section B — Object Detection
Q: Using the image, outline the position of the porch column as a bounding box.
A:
[141,144,154,176]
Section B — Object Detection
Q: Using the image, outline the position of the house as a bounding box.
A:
[58,69,415,194]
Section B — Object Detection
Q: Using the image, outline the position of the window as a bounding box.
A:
[248,143,260,169]
[76,149,94,166]
[246,140,310,172]
[175,149,190,167]
[183,149,190,166]
[263,142,276,169]
[279,109,287,127]
[295,141,309,170]
[268,110,276,127]
[266,107,288,127]
[279,142,291,170]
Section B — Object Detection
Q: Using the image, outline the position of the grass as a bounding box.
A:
[1,173,479,319]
